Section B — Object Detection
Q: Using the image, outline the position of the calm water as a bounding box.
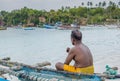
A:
[0,27,120,73]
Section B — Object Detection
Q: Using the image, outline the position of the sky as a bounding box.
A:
[0,0,119,11]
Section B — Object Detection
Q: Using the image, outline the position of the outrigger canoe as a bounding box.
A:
[24,27,35,30]
[0,58,104,81]
[43,24,57,29]
[0,57,120,81]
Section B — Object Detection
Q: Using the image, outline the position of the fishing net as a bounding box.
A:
[13,66,103,81]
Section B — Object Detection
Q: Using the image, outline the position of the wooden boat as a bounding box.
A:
[57,24,80,30]
[15,25,23,29]
[0,58,104,81]
[0,67,104,81]
[0,26,7,30]
[23,27,35,30]
[58,25,80,30]
[43,24,57,29]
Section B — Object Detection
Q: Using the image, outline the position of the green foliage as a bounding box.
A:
[0,1,120,26]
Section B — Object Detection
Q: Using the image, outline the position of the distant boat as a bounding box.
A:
[0,26,7,30]
[43,24,57,29]
[57,24,80,30]
[24,27,35,30]
[57,26,80,30]
[15,25,23,29]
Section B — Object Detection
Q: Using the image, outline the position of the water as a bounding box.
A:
[0,27,120,73]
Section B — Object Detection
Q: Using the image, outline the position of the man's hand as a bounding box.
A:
[66,47,70,53]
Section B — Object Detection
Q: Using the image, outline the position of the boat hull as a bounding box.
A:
[0,27,7,30]
[24,27,35,30]
[58,26,80,30]
[43,24,57,29]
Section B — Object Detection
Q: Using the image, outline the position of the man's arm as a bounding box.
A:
[64,48,75,65]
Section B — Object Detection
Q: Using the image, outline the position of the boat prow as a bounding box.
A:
[0,26,7,30]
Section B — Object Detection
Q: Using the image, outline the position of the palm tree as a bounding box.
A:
[87,1,90,7]
[89,2,93,8]
[102,1,106,8]
[81,2,84,6]
[109,1,113,6]
[108,1,114,20]
[98,2,102,7]
[87,1,91,24]
[118,1,120,7]
[95,4,98,7]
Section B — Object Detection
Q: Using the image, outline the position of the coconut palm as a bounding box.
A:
[87,1,90,7]
[98,2,102,7]
[81,2,84,6]
[95,4,98,7]
[89,2,93,8]
[118,1,120,7]
[102,1,106,8]
[109,1,113,6]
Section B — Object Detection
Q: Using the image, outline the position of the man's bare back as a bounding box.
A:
[71,43,93,68]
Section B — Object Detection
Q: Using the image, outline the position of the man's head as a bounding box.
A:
[71,30,82,45]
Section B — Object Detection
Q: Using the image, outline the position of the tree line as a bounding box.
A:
[0,1,120,27]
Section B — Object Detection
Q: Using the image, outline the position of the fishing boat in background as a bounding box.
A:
[23,27,35,30]
[0,26,7,30]
[43,22,80,30]
[15,25,23,29]
[57,23,80,30]
[43,24,57,29]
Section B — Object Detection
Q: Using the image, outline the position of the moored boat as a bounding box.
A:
[0,26,7,30]
[43,24,57,29]
[58,25,80,30]
[23,27,35,30]
[57,24,80,30]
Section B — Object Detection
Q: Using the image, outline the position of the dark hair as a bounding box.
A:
[71,30,82,41]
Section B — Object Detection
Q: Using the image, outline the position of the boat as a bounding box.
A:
[0,58,104,81]
[0,26,7,30]
[15,25,23,29]
[58,25,80,30]
[0,67,104,81]
[57,24,80,30]
[0,78,8,81]
[43,24,57,29]
[23,27,35,30]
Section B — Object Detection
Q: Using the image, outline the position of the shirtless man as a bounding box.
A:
[55,30,94,74]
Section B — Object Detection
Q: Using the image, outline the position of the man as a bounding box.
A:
[55,30,94,74]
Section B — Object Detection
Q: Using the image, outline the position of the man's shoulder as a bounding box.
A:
[70,47,77,52]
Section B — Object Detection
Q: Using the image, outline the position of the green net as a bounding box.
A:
[14,66,103,81]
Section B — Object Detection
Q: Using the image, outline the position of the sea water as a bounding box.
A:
[0,27,120,73]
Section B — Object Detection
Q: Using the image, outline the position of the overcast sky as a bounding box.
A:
[0,0,119,11]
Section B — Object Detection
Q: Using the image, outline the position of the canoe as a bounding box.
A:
[43,24,57,29]
[24,27,35,30]
[0,66,103,81]
[0,27,7,30]
[57,25,80,30]
[0,59,104,81]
